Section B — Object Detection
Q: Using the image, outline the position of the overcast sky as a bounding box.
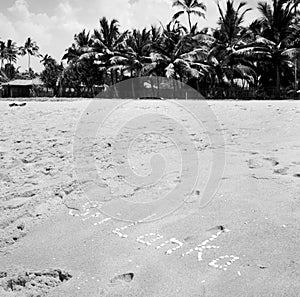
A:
[0,0,261,72]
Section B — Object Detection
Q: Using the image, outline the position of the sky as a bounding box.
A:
[0,0,260,72]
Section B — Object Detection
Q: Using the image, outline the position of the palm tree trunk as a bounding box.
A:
[172,79,176,98]
[276,64,281,98]
[131,79,136,98]
[230,65,234,98]
[28,53,30,72]
[110,69,114,85]
[157,76,160,97]
[196,79,200,93]
[115,69,118,83]
[150,77,155,97]
[187,12,192,32]
[121,68,124,81]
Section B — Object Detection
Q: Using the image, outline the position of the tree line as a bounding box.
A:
[1,0,300,99]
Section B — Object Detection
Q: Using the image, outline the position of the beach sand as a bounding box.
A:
[0,99,299,297]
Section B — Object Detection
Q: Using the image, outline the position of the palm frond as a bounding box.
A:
[173,11,185,20]
[190,10,206,19]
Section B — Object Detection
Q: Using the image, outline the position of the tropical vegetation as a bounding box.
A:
[0,0,299,98]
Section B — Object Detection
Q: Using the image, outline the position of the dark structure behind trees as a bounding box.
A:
[1,78,44,98]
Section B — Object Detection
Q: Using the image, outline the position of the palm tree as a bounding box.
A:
[41,54,58,68]
[19,37,41,71]
[63,29,106,96]
[1,39,18,79]
[216,1,251,47]
[4,39,18,65]
[207,1,254,94]
[172,0,206,32]
[109,28,152,78]
[89,17,128,84]
[93,17,124,52]
[0,42,8,81]
[40,55,62,96]
[0,41,6,69]
[62,29,92,63]
[146,20,209,92]
[150,26,162,44]
[237,0,300,97]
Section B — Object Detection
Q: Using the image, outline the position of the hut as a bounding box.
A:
[1,78,43,98]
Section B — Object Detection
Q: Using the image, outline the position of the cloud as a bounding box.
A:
[0,13,18,39]
[55,1,84,32]
[129,0,175,29]
[86,0,133,29]
[1,0,88,71]
[8,0,31,20]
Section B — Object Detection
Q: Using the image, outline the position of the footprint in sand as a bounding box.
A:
[263,157,279,167]
[247,156,281,171]
[0,269,72,295]
[273,167,289,175]
[246,159,262,169]
[109,273,134,285]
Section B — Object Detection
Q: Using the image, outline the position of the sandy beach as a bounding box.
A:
[0,99,300,297]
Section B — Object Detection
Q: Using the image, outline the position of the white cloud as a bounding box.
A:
[129,0,175,29]
[55,1,84,32]
[90,0,133,29]
[1,0,88,71]
[0,13,18,40]
[8,0,31,20]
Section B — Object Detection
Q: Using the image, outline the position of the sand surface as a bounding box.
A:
[0,99,300,297]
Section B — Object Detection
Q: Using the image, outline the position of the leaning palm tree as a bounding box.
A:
[19,37,41,71]
[172,0,206,32]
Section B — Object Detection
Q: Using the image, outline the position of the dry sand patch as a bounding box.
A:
[0,99,299,297]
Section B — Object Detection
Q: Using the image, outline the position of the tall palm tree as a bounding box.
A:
[93,17,123,51]
[216,1,251,47]
[207,0,254,92]
[0,41,6,69]
[147,20,209,85]
[62,29,92,63]
[237,0,300,97]
[172,0,206,32]
[0,41,8,82]
[1,39,18,79]
[110,28,152,78]
[62,27,110,96]
[4,39,18,65]
[89,17,128,84]
[19,37,40,71]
